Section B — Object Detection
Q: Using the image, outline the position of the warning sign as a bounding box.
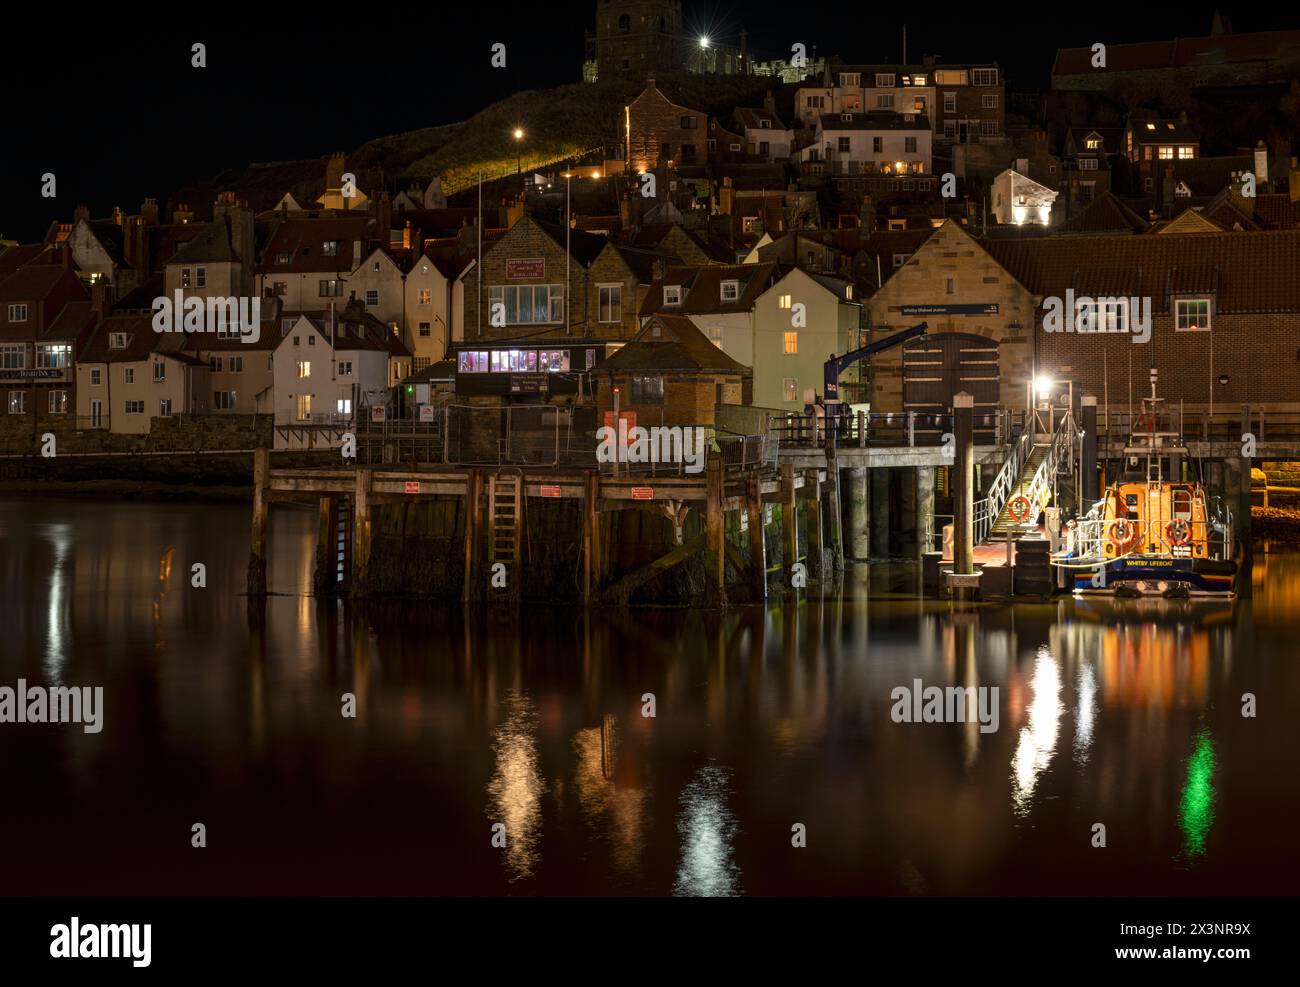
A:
[631,487,653,501]
[540,485,562,498]
[404,481,420,494]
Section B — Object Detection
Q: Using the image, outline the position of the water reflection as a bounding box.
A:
[573,715,647,877]
[487,691,545,882]
[1178,728,1215,861]
[1010,646,1063,816]
[673,764,740,897]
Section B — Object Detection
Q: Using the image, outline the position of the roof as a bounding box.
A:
[78,315,163,363]
[607,244,682,284]
[277,311,413,358]
[167,219,239,266]
[597,314,749,374]
[1129,119,1199,145]
[817,111,931,133]
[734,107,787,131]
[1058,192,1151,234]
[983,229,1300,313]
[532,219,608,266]
[1053,30,1300,76]
[1254,193,1300,230]
[640,262,781,317]
[256,217,369,274]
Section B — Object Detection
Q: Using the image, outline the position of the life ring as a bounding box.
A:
[1166,518,1192,547]
[1107,518,1141,555]
[1007,495,1032,523]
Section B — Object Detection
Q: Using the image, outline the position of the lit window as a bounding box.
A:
[783,377,799,402]
[783,331,798,354]
[1176,299,1210,331]
[419,289,432,305]
[1158,146,1174,159]
[664,285,682,306]
[297,361,311,378]
[1178,146,1194,159]
[295,394,312,421]
[778,294,792,310]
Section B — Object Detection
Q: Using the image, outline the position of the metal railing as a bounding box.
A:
[769,408,1024,448]
[1064,508,1233,565]
[1099,406,1300,445]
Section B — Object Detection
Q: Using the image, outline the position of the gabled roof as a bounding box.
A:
[596,314,748,375]
[817,111,930,133]
[78,315,161,363]
[1129,118,1199,145]
[983,229,1300,313]
[257,217,369,274]
[275,311,412,358]
[167,219,240,266]
[606,244,682,284]
[1058,192,1151,234]
[640,261,781,317]
[531,218,608,266]
[1254,193,1300,230]
[734,107,787,131]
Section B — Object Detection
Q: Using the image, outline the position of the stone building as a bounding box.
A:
[625,81,711,173]
[588,1,683,82]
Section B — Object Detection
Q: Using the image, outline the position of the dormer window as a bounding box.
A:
[875,73,895,87]
[760,119,771,129]
[663,285,682,306]
[841,113,853,122]
[322,241,340,256]
[276,252,290,264]
[108,332,130,349]
[720,280,740,302]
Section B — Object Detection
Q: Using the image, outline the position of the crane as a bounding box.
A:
[820,320,928,406]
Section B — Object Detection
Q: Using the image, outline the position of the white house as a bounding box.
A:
[752,268,861,409]
[734,108,794,162]
[799,111,932,178]
[991,169,1058,226]
[402,251,458,371]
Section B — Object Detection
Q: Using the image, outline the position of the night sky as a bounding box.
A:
[3,4,1295,241]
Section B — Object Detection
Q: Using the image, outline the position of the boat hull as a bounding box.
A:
[1071,556,1236,596]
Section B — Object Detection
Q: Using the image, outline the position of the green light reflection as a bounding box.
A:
[1178,728,1215,860]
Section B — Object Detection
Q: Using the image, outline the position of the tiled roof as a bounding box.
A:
[257,217,369,274]
[1254,193,1300,230]
[44,301,96,341]
[735,108,786,130]
[597,314,748,374]
[983,229,1300,313]
[168,219,239,265]
[1058,192,1151,234]
[78,315,159,363]
[817,111,930,132]
[640,261,781,317]
[1129,119,1199,144]
[608,244,682,284]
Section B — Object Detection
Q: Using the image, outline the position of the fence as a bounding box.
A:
[770,408,1024,448]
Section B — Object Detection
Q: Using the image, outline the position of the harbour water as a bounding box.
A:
[2,497,1297,895]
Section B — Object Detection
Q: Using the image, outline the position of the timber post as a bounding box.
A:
[805,468,825,580]
[583,470,600,605]
[705,449,727,607]
[462,468,482,602]
[746,473,767,601]
[313,495,336,596]
[351,467,373,598]
[953,392,975,576]
[247,447,270,596]
[781,462,798,587]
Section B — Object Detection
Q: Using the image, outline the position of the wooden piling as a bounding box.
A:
[313,495,335,596]
[822,447,843,572]
[351,468,373,598]
[247,447,269,596]
[781,462,798,586]
[746,474,767,601]
[705,450,727,607]
[462,468,482,602]
[953,392,975,576]
[583,470,600,604]
[805,468,824,579]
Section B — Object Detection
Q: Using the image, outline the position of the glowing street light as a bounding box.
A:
[699,36,710,48]
[1036,375,1053,400]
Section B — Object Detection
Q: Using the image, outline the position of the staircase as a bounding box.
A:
[488,469,523,580]
[988,445,1048,539]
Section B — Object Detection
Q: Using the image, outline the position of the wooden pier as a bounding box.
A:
[247,449,832,607]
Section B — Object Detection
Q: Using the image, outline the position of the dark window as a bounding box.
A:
[618,13,630,32]
[631,375,664,404]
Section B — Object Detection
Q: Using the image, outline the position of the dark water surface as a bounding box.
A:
[2,497,1297,896]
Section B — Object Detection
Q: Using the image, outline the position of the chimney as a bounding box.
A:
[74,204,90,223]
[377,191,393,244]
[90,281,112,319]
[112,206,124,225]
[141,198,159,225]
[763,90,776,115]
[619,192,632,230]
[326,152,346,191]
[1254,141,1269,189]
[173,203,194,224]
[720,176,734,215]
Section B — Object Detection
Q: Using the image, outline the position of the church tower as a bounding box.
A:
[591,1,683,81]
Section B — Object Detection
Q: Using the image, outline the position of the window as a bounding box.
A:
[806,95,825,109]
[893,253,910,268]
[90,368,101,385]
[783,331,798,354]
[214,391,236,410]
[875,73,895,86]
[1158,146,1174,160]
[196,267,206,289]
[181,268,191,288]
[7,391,26,414]
[297,361,310,379]
[319,280,344,297]
[48,390,68,414]
[365,290,379,307]
[783,378,799,402]
[1144,177,1153,192]
[276,252,290,265]
[153,361,165,381]
[943,92,956,113]
[1079,158,1098,171]
[322,241,339,256]
[838,136,851,153]
[905,136,917,153]
[418,322,431,337]
[720,280,740,302]
[229,356,243,372]
[946,278,955,294]
[418,289,432,305]
[618,12,629,32]
[457,351,490,373]
[338,361,353,376]
[307,335,315,346]
[759,120,772,129]
[943,121,956,141]
[487,284,566,325]
[598,284,622,323]
[707,326,723,347]
[1176,299,1211,331]
[981,94,999,109]
[680,115,697,129]
[124,400,145,415]
[778,294,792,310]
[295,394,312,421]
[372,261,380,273]
[876,94,894,109]
[1085,136,1102,150]
[209,356,223,372]
[839,73,860,87]
[1179,146,1194,159]
[158,398,172,417]
[36,344,71,369]
[0,343,25,369]
[337,398,352,416]
[124,368,135,384]
[663,285,682,307]
[971,68,998,86]
[630,375,663,404]
[981,120,999,137]
[872,136,882,153]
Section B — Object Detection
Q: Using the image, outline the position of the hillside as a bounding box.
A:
[169,73,783,219]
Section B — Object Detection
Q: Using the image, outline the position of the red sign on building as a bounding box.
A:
[540,485,562,498]
[631,487,653,501]
[404,481,421,494]
[506,258,545,280]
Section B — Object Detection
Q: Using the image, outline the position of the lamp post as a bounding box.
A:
[513,128,524,178]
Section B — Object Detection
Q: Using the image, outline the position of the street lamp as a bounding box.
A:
[513,128,525,179]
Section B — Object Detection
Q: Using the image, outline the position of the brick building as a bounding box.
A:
[625,81,712,173]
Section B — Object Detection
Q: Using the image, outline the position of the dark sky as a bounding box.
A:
[2,3,1295,242]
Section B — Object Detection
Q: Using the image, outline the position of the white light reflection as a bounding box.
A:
[1074,662,1097,764]
[43,523,74,684]
[673,764,740,897]
[486,691,546,882]
[1010,646,1064,816]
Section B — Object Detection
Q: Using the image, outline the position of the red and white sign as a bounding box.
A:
[506,258,545,280]
[418,405,435,422]
[631,487,654,501]
[404,481,421,494]
[540,485,562,498]
[603,410,637,444]
[370,406,386,422]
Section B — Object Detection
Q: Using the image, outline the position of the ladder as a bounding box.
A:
[488,468,524,580]
[335,498,353,587]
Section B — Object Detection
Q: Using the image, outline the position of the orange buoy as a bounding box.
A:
[1007,495,1032,523]
[1166,518,1192,547]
